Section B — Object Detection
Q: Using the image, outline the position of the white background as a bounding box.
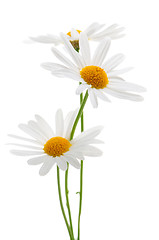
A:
[0,0,159,239]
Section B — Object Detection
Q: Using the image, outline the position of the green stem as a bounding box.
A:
[61,90,88,240]
[57,166,74,240]
[80,92,84,132]
[77,160,83,240]
[64,90,88,238]
[77,91,84,240]
[65,163,74,239]
[70,90,88,141]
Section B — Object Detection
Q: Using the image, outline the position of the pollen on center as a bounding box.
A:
[67,30,81,37]
[80,66,109,89]
[43,137,72,157]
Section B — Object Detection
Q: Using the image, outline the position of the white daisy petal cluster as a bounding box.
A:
[9,109,103,176]
[42,32,146,108]
[30,22,124,44]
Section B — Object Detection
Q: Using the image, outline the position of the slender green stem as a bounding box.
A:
[64,90,88,239]
[59,90,88,240]
[70,90,88,141]
[77,90,84,240]
[65,163,74,239]
[57,166,74,240]
[80,92,84,132]
[77,160,83,240]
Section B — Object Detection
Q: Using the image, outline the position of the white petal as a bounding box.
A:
[108,82,146,93]
[75,145,103,157]
[71,126,103,144]
[79,32,91,66]
[7,143,42,150]
[107,67,133,77]
[106,25,124,34]
[64,111,74,137]
[109,77,125,83]
[51,47,78,70]
[60,33,84,68]
[65,151,85,160]
[84,22,104,36]
[107,27,125,36]
[51,68,82,81]
[55,109,64,136]
[30,34,61,44]
[91,24,124,40]
[93,89,111,102]
[110,33,125,40]
[103,88,144,101]
[92,38,111,66]
[76,84,89,95]
[56,156,67,171]
[18,124,46,144]
[8,134,43,146]
[102,54,125,72]
[28,120,48,140]
[89,139,104,144]
[39,157,56,176]
[27,155,49,165]
[88,88,98,108]
[35,115,55,139]
[70,28,79,40]
[100,24,118,33]
[71,138,104,147]
[64,109,78,140]
[92,33,125,41]
[63,155,81,169]
[10,150,44,156]
[41,62,68,71]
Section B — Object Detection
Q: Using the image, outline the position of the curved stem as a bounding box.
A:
[57,166,74,240]
[77,160,83,240]
[70,90,88,141]
[77,91,84,240]
[65,90,88,238]
[80,92,84,132]
[62,90,88,240]
[65,163,74,239]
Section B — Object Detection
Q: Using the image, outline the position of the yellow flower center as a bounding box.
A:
[43,137,72,157]
[67,30,81,37]
[80,66,109,89]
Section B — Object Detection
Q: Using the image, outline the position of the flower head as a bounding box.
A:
[9,109,103,175]
[42,33,146,108]
[30,22,124,46]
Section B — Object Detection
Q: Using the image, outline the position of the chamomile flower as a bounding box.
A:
[30,22,124,49]
[42,32,146,108]
[8,109,103,176]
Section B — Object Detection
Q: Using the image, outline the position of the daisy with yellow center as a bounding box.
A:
[42,32,146,108]
[30,22,125,45]
[80,66,109,89]
[9,109,103,175]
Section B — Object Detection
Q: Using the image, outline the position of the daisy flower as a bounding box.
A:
[8,109,103,176]
[30,22,124,50]
[42,32,146,108]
